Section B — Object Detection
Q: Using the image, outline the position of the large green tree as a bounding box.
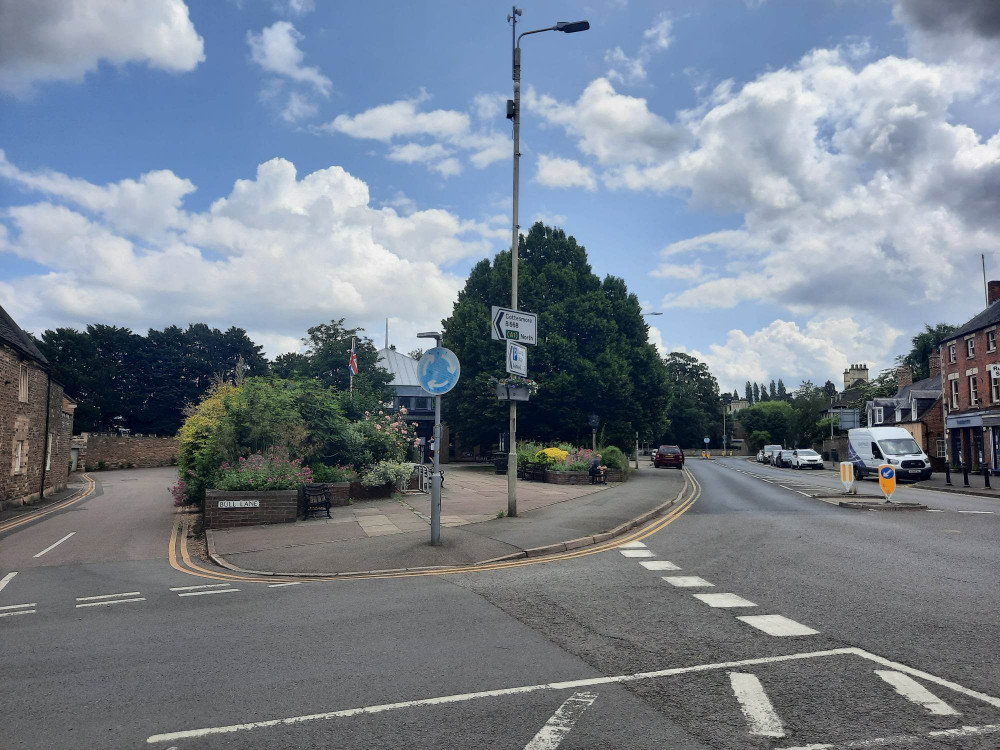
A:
[738,401,795,446]
[663,352,722,447]
[441,223,669,450]
[898,322,957,380]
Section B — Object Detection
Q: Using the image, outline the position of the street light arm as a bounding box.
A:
[517,26,557,47]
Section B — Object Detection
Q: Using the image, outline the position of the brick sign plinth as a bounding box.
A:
[204,489,299,529]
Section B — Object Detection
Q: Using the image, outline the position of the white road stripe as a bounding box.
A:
[177,588,239,597]
[169,583,232,592]
[268,582,303,587]
[729,672,785,737]
[617,541,647,549]
[874,670,959,715]
[0,571,17,594]
[33,532,75,558]
[956,510,994,514]
[693,593,757,608]
[662,576,714,588]
[0,602,36,611]
[737,615,818,636]
[779,723,1000,750]
[926,509,944,512]
[76,591,141,601]
[619,549,654,558]
[0,609,36,618]
[639,561,680,571]
[76,597,146,608]
[523,691,598,749]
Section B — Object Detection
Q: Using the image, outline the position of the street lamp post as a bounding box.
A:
[505,8,589,519]
[417,331,443,545]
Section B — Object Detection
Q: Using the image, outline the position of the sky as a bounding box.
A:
[1,0,999,393]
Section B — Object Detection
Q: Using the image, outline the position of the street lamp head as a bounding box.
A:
[555,20,590,33]
[643,311,663,316]
[416,331,441,339]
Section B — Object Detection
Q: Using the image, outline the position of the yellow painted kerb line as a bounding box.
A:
[169,469,701,583]
[0,473,96,535]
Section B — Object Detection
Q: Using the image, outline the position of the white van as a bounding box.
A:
[847,427,932,481]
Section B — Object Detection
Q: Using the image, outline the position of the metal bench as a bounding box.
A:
[522,461,545,481]
[302,483,332,519]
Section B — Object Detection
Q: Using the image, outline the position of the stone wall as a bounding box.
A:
[204,489,299,529]
[75,433,179,470]
[544,468,625,484]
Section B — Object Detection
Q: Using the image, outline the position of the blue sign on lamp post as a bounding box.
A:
[416,342,461,545]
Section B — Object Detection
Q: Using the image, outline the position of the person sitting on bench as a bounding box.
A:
[589,454,608,484]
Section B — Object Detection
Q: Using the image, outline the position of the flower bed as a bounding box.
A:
[543,468,625,485]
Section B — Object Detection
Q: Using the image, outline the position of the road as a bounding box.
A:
[1,462,997,749]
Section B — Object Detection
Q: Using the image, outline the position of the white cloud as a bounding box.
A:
[605,14,673,85]
[894,0,1000,69]
[247,21,331,95]
[0,155,504,357]
[535,154,597,191]
[531,212,567,228]
[276,0,315,16]
[0,0,204,95]
[281,91,318,123]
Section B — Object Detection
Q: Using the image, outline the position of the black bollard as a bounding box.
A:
[985,465,992,489]
[963,462,970,487]
[945,463,952,485]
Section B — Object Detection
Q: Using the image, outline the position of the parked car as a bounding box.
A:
[791,449,824,469]
[763,444,783,465]
[654,445,685,469]
[774,449,795,468]
[847,427,932,480]
[756,449,766,463]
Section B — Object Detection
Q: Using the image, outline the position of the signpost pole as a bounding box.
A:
[507,21,522,520]
[432,394,442,545]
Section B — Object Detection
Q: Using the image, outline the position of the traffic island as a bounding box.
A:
[835,499,927,511]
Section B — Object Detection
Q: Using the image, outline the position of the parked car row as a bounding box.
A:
[756,446,825,469]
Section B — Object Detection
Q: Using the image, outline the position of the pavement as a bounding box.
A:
[2,462,999,749]
[207,463,686,575]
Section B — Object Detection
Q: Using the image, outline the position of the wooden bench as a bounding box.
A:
[302,484,332,519]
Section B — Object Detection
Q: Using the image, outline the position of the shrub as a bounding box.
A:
[170,479,188,507]
[310,462,358,483]
[97,460,106,471]
[353,410,418,467]
[517,441,542,466]
[563,460,591,472]
[535,447,569,467]
[360,461,414,488]
[600,446,628,472]
[214,447,312,491]
[168,455,178,466]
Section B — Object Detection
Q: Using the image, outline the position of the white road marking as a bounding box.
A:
[523,691,598,749]
[145,647,1000,745]
[619,549,654,558]
[169,583,232,592]
[177,588,239,597]
[617,541,647,549]
[33,532,75,558]
[0,602,36,611]
[268,582,303,587]
[0,571,17,594]
[76,592,141,601]
[795,491,812,497]
[0,608,36,618]
[925,509,944,512]
[729,672,785,738]
[956,510,994,514]
[639,560,680,571]
[873,670,959,715]
[662,576,714,587]
[76,597,146,608]
[779,723,1000,750]
[693,593,757,608]
[737,615,818,636]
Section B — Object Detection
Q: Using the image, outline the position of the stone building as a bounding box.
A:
[0,305,76,509]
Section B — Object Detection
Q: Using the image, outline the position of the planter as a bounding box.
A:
[204,489,299,529]
[348,481,395,500]
[543,468,626,485]
[495,384,531,401]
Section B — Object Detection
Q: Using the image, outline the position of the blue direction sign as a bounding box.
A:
[878,463,896,500]
[417,347,461,396]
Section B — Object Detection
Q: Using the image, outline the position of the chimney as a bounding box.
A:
[897,366,912,388]
[928,351,942,379]
[989,280,1000,307]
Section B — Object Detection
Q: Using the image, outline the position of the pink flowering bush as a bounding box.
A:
[215,447,312,491]
[353,409,418,466]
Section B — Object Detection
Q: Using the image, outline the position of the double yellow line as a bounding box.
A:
[169,469,702,584]
[0,473,96,536]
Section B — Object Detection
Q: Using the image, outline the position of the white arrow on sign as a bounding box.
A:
[492,306,538,345]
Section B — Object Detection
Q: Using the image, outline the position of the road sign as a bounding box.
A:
[990,363,1000,379]
[703,437,710,445]
[840,462,856,494]
[491,306,538,345]
[878,463,896,501]
[506,341,527,376]
[417,347,461,396]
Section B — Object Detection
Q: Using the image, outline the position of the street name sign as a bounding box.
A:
[218,500,260,508]
[990,363,1000,379]
[878,464,896,501]
[506,341,527,376]
[491,306,538,345]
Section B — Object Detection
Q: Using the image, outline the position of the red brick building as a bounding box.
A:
[0,305,76,509]
[940,281,1000,471]
[864,359,945,470]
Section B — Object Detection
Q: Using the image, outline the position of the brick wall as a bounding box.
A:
[75,433,179,470]
[0,346,75,509]
[544,469,625,484]
[204,489,299,529]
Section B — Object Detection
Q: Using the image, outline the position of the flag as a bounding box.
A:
[348,342,359,376]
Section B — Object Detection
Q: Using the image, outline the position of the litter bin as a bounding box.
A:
[831,448,839,463]
[493,455,508,475]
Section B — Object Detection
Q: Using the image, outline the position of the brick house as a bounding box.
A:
[864,359,945,470]
[0,305,76,509]
[939,281,1000,472]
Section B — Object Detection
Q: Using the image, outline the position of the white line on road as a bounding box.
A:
[693,593,757,608]
[169,583,232,592]
[0,608,36,618]
[523,691,598,749]
[0,571,17,594]
[619,549,654,558]
[956,510,994,514]
[873,670,959,715]
[0,602,36,611]
[639,560,680,571]
[32,532,75,558]
[662,576,714,587]
[926,509,944,512]
[76,592,141,601]
[729,672,785,738]
[76,597,146,608]
[737,615,818,636]
[177,588,239,597]
[779,723,1000,750]
[617,541,647,549]
[268,582,303,587]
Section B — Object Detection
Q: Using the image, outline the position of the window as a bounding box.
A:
[967,338,975,358]
[948,344,956,363]
[18,364,28,402]
[951,379,960,409]
[911,401,918,421]
[989,331,997,352]
[13,440,25,473]
[969,375,979,406]
[936,438,946,458]
[873,406,883,425]
[46,432,53,471]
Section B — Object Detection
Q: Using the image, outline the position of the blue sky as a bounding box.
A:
[2,0,999,392]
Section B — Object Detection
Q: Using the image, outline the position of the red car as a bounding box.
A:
[654,445,684,469]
